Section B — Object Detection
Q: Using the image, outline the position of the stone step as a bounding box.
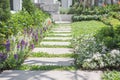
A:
[52,31,71,33]
[47,33,71,37]
[40,42,71,46]
[52,28,71,31]
[32,48,73,54]
[0,70,102,80]
[44,37,72,41]
[23,58,74,66]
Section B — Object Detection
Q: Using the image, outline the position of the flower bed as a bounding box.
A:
[0,9,52,71]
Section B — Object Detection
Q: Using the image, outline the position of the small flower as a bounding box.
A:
[0,53,7,61]
[35,34,38,42]
[0,53,3,57]
[14,54,18,60]
[5,40,10,51]
[17,43,20,49]
[3,55,7,60]
[21,40,25,50]
[30,44,34,50]
[21,39,25,46]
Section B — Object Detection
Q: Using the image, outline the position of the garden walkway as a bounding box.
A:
[0,24,102,80]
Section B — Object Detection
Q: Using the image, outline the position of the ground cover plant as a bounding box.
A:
[102,71,120,80]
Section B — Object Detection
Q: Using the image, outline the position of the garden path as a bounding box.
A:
[0,24,102,80]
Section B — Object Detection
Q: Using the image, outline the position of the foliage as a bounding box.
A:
[72,21,120,69]
[82,49,120,69]
[69,4,120,15]
[95,25,120,49]
[0,7,51,71]
[73,35,103,68]
[0,0,11,22]
[22,0,35,14]
[102,71,120,80]
[7,10,34,34]
[109,12,120,20]
[72,15,101,22]
[100,16,120,26]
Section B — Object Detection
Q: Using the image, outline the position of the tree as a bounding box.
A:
[22,0,35,14]
[0,0,11,22]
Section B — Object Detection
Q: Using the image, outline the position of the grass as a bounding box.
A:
[30,52,76,58]
[71,20,106,37]
[43,39,71,42]
[102,71,120,80]
[15,65,77,70]
[37,44,73,48]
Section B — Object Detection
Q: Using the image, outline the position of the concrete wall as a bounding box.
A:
[61,0,72,8]
[12,0,22,11]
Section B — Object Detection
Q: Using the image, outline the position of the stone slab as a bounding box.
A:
[52,28,71,31]
[23,58,74,66]
[44,37,72,40]
[32,48,73,54]
[52,31,71,33]
[40,42,71,46]
[47,33,71,37]
[0,70,102,80]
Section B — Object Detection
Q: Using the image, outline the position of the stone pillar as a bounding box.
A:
[13,0,22,11]
[92,0,95,6]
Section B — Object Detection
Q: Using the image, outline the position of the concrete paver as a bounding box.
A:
[40,42,71,46]
[44,37,72,41]
[47,33,71,37]
[52,31,71,33]
[0,70,102,80]
[32,48,73,54]
[23,58,74,66]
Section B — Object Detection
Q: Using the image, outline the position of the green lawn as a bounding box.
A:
[71,20,106,37]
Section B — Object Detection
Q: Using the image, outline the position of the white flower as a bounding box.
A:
[110,49,120,57]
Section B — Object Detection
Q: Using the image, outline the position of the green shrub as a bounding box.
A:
[102,71,120,80]
[73,35,102,67]
[22,0,36,14]
[72,15,101,22]
[0,0,11,22]
[95,25,120,49]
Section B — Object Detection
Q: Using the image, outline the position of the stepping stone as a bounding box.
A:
[23,58,74,66]
[52,28,71,31]
[52,31,71,33]
[47,33,71,37]
[44,37,72,41]
[0,70,102,80]
[40,42,71,46]
[32,48,73,54]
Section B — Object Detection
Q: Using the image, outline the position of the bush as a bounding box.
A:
[72,15,101,22]
[102,71,120,80]
[72,21,120,69]
[22,0,36,14]
[95,25,120,49]
[0,0,11,22]
[73,35,102,67]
